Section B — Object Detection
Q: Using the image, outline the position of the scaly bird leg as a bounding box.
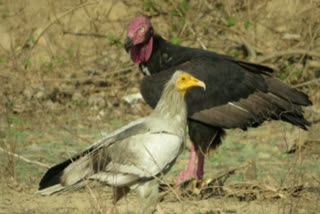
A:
[105,205,116,214]
[156,204,165,214]
[195,152,204,180]
[137,180,160,214]
[106,187,130,214]
[176,144,197,185]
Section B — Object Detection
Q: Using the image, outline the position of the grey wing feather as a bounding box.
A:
[60,118,150,185]
[37,117,150,195]
[88,131,183,186]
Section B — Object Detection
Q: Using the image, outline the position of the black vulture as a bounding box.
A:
[125,16,312,185]
[38,71,206,214]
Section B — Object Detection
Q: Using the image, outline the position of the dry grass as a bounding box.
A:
[0,0,320,213]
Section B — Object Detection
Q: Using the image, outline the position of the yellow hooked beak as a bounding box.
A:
[176,73,206,97]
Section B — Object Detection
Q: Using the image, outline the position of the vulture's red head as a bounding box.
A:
[125,16,154,64]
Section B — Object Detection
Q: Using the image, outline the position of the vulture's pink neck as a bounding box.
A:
[130,37,153,64]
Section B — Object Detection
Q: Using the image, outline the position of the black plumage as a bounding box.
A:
[125,16,312,183]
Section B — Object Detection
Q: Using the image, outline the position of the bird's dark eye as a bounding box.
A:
[181,77,186,81]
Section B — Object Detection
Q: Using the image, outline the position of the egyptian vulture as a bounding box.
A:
[38,71,206,214]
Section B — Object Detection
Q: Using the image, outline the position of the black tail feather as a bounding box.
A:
[39,147,94,190]
[282,113,311,130]
[39,159,71,190]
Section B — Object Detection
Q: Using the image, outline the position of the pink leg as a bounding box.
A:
[156,204,165,214]
[105,205,115,214]
[106,187,129,214]
[176,145,197,185]
[196,153,204,180]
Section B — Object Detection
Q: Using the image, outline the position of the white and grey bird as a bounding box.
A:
[37,70,206,214]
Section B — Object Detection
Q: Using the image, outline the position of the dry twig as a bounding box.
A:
[256,49,320,63]
[28,1,100,50]
[42,66,135,83]
[240,37,256,61]
[62,31,107,38]
[293,78,320,88]
[0,147,51,168]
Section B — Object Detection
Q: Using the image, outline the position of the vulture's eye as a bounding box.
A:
[181,77,186,81]
[140,27,145,33]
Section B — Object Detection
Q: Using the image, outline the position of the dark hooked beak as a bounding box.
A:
[125,37,134,53]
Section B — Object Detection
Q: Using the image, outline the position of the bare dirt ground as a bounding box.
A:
[0,0,320,213]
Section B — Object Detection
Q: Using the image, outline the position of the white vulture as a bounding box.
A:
[37,71,206,214]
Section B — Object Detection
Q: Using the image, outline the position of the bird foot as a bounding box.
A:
[105,206,115,214]
[176,169,196,186]
[177,167,204,186]
[156,204,165,214]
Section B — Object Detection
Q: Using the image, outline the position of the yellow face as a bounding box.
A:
[176,73,206,97]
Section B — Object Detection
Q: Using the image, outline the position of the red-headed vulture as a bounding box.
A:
[125,16,312,185]
[37,71,206,214]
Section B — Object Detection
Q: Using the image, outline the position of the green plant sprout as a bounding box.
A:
[244,21,250,30]
[24,59,32,68]
[226,16,236,27]
[107,34,123,47]
[171,37,180,45]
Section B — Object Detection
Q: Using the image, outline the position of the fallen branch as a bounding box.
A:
[189,26,207,50]
[42,66,135,82]
[240,37,256,62]
[162,165,246,199]
[62,31,107,38]
[29,1,99,50]
[210,23,260,56]
[293,78,320,88]
[223,182,303,200]
[0,147,51,169]
[256,49,320,63]
[168,0,207,50]
[206,166,243,186]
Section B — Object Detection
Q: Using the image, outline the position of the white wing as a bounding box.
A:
[89,132,184,187]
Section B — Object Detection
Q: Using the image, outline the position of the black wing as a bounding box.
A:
[145,35,274,76]
[141,57,311,130]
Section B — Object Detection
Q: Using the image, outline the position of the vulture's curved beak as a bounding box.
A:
[197,81,206,91]
[125,37,134,53]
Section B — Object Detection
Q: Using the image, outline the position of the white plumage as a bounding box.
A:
[37,70,206,214]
